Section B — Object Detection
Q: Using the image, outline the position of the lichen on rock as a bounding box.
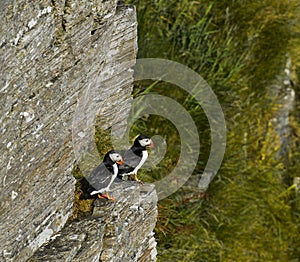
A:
[0,0,157,261]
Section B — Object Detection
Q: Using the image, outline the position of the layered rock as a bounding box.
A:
[29,183,157,262]
[0,0,157,261]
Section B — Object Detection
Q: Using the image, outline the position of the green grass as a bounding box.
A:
[126,0,300,261]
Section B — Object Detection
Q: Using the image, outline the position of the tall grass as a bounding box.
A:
[126,0,300,261]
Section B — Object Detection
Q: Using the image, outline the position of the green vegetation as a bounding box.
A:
[126,0,300,261]
[69,128,114,221]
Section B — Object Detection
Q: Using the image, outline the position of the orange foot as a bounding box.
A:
[97,193,116,201]
[134,174,144,185]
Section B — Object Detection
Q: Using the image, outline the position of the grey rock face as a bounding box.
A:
[269,57,295,158]
[28,218,106,262]
[0,0,157,261]
[29,183,157,262]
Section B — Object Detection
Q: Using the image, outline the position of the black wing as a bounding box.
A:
[87,163,114,191]
[118,149,142,175]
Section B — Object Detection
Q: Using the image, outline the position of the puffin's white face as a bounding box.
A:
[139,138,154,148]
[109,153,124,165]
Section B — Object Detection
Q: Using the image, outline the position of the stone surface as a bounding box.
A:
[272,57,295,158]
[95,182,157,262]
[29,183,157,262]
[28,218,106,262]
[0,1,156,261]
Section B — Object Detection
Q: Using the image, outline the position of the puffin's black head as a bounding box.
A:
[103,150,124,165]
[133,134,154,149]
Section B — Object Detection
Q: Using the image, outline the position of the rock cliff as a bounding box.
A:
[29,183,157,262]
[0,0,157,261]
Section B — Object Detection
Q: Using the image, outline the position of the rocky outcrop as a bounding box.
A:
[29,183,157,262]
[270,57,295,158]
[0,0,157,261]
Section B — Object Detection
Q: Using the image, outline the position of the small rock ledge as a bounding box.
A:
[29,183,157,262]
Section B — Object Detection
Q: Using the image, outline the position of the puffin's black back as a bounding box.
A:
[85,150,118,195]
[117,135,150,176]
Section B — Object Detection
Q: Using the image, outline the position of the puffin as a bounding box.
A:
[117,134,154,183]
[87,150,124,201]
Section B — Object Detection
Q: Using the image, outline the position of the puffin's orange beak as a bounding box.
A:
[117,159,124,165]
[150,140,154,148]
